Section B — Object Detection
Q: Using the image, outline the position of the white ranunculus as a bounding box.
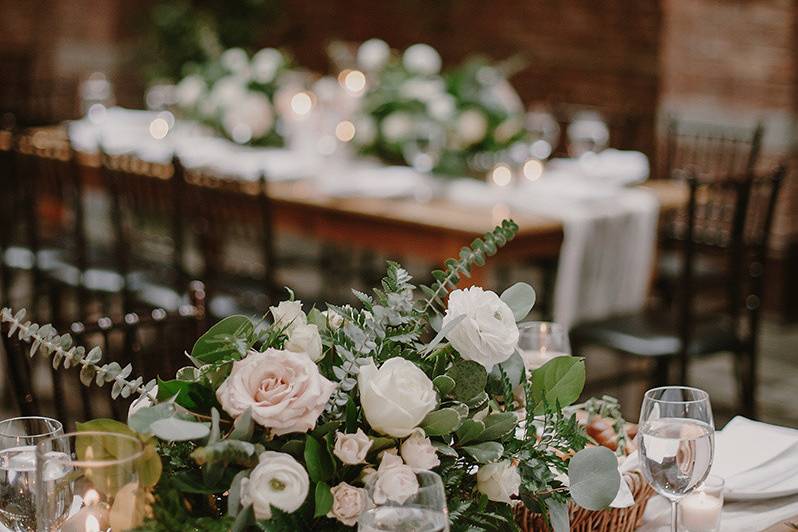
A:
[442,287,519,371]
[241,451,309,520]
[357,38,391,71]
[221,47,250,74]
[252,48,284,83]
[222,91,274,142]
[372,452,419,505]
[333,428,372,465]
[399,78,446,103]
[427,94,456,121]
[358,358,437,438]
[402,43,442,75]
[328,482,369,526]
[400,429,440,470]
[456,109,489,146]
[381,112,414,143]
[127,385,158,421]
[175,75,206,109]
[216,349,335,435]
[476,460,521,503]
[270,300,307,335]
[285,322,323,362]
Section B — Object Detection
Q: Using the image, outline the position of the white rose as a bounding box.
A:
[270,300,307,335]
[127,385,158,421]
[333,429,372,465]
[428,94,456,121]
[358,38,391,71]
[358,358,437,438]
[221,47,250,74]
[241,451,309,520]
[456,109,488,146]
[400,429,440,470]
[252,47,284,83]
[328,482,369,526]
[373,452,419,505]
[399,78,446,103]
[216,349,335,435]
[442,287,519,371]
[402,43,442,75]
[175,75,206,109]
[322,309,345,330]
[381,112,414,143]
[285,322,323,362]
[476,460,521,503]
[222,91,274,143]
[208,76,247,112]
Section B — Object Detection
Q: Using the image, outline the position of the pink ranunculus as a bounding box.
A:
[216,348,335,436]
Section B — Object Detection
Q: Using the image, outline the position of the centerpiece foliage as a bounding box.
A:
[1,220,621,532]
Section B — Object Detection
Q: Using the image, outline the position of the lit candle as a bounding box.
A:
[521,349,567,371]
[680,491,722,532]
[60,490,110,532]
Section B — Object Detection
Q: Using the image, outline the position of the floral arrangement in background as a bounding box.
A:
[1,220,623,531]
[173,46,295,146]
[349,39,528,176]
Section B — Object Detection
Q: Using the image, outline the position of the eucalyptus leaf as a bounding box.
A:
[530,356,586,414]
[191,315,254,365]
[229,407,254,441]
[546,499,569,532]
[150,418,210,441]
[432,375,456,396]
[568,446,621,511]
[461,442,504,464]
[430,441,458,457]
[475,412,517,442]
[446,360,488,402]
[421,408,463,436]
[128,402,176,435]
[487,349,525,392]
[500,282,536,322]
[456,419,485,445]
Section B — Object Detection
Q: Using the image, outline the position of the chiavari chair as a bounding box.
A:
[1,281,206,429]
[571,166,786,417]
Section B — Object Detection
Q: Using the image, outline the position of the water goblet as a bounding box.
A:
[517,321,571,372]
[359,470,449,531]
[639,386,715,532]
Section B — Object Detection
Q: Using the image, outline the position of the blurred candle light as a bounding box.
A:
[290,92,314,116]
[343,70,366,94]
[490,163,513,187]
[148,117,170,140]
[523,159,544,181]
[530,139,552,160]
[335,120,356,142]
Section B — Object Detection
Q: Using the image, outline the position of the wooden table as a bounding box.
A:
[74,150,687,287]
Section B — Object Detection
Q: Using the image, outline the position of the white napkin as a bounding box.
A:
[547,149,650,186]
[319,164,434,199]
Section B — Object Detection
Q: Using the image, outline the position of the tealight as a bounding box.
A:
[335,120,356,142]
[343,70,367,94]
[290,92,314,116]
[490,164,513,187]
[523,159,543,181]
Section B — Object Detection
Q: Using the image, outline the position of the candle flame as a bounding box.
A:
[84,489,100,505]
[85,514,101,532]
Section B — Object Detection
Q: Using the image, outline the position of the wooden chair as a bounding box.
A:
[1,281,206,429]
[183,168,277,319]
[101,151,188,314]
[571,166,786,418]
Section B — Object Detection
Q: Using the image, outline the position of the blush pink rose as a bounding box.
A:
[216,348,335,436]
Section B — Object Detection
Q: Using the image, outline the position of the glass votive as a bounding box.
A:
[517,321,572,371]
[35,432,147,532]
[680,475,724,532]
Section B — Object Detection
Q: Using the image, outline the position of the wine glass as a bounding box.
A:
[402,120,445,173]
[0,417,64,531]
[566,111,609,157]
[359,470,448,531]
[36,432,146,532]
[517,321,571,371]
[639,386,714,532]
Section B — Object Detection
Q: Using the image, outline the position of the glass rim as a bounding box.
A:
[36,431,145,467]
[644,386,710,404]
[518,320,565,331]
[0,416,63,438]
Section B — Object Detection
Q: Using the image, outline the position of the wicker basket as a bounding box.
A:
[514,470,655,532]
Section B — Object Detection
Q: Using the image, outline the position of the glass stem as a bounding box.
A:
[671,500,678,532]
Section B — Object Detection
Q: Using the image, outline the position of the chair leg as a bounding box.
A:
[653,357,670,387]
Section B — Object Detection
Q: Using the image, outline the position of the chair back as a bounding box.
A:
[183,167,276,312]
[1,281,206,429]
[100,151,186,310]
[663,118,763,181]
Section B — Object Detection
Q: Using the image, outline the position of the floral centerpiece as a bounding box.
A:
[1,220,623,531]
[350,40,527,177]
[173,46,295,146]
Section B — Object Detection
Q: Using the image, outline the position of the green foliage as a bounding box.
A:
[500,282,537,322]
[446,360,488,402]
[575,395,630,455]
[528,356,586,415]
[567,446,621,510]
[191,315,254,365]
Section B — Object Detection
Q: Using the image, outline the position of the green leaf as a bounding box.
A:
[461,442,504,463]
[314,482,333,518]
[487,349,525,392]
[128,402,176,434]
[568,446,621,511]
[501,282,536,322]
[279,439,305,458]
[150,418,210,441]
[431,441,458,457]
[432,375,456,396]
[421,408,463,436]
[304,436,333,482]
[368,437,396,455]
[231,504,254,532]
[227,470,250,518]
[475,412,517,442]
[208,407,221,444]
[456,419,485,445]
[546,499,570,532]
[530,356,586,415]
[345,397,358,433]
[466,391,489,411]
[446,360,487,402]
[191,315,254,365]
[230,407,254,441]
[422,313,465,354]
[157,378,219,413]
[192,440,260,468]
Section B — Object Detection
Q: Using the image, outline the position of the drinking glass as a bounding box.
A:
[402,120,445,173]
[639,386,714,532]
[359,470,449,531]
[517,321,571,371]
[679,475,724,532]
[36,432,146,532]
[566,111,609,157]
[0,417,64,531]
